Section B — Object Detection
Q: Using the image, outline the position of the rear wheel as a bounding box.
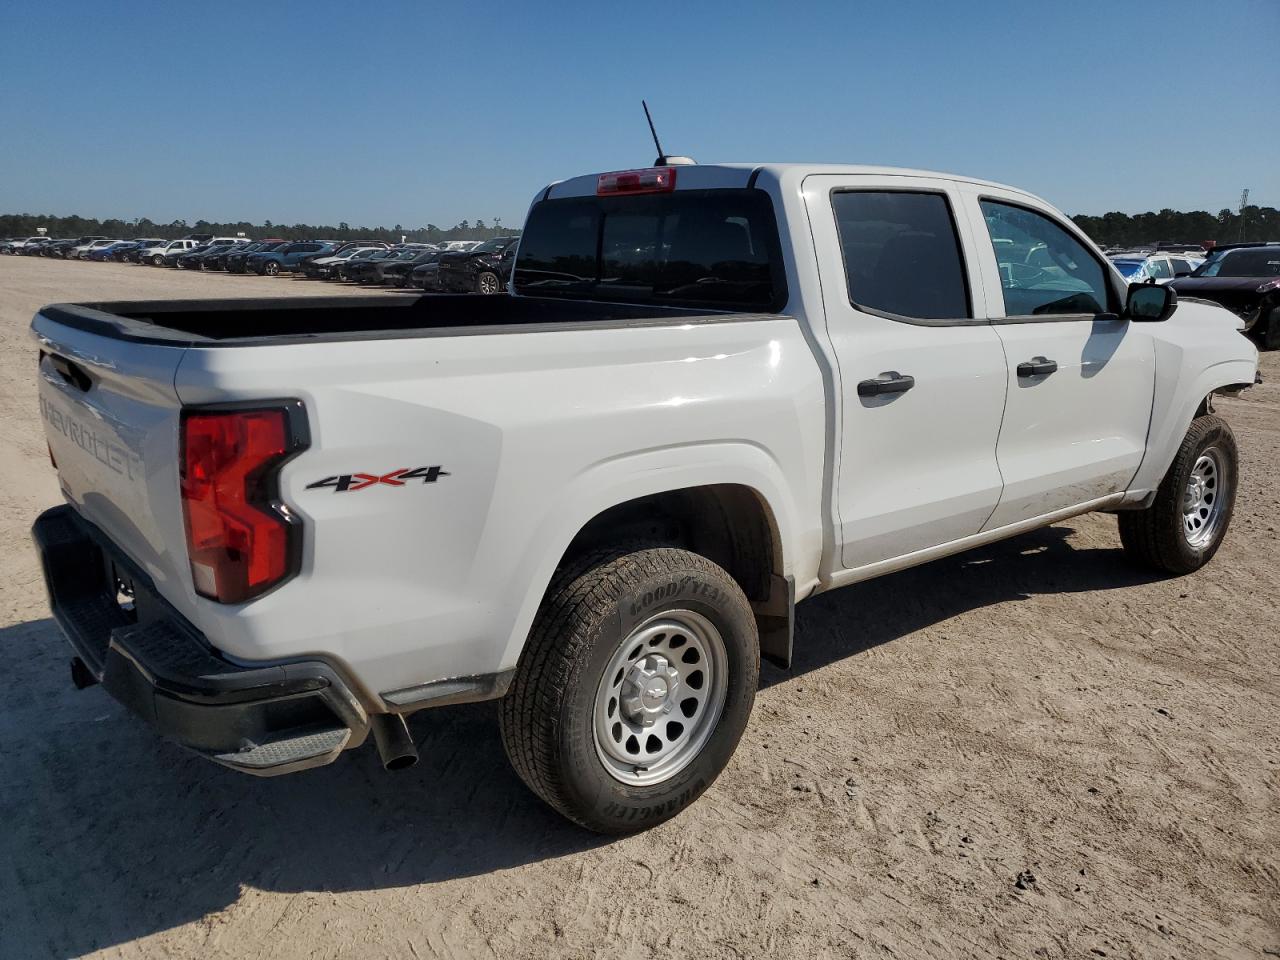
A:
[476,270,500,295]
[1119,414,1238,574]
[500,546,759,833]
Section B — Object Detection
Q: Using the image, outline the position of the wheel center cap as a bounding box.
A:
[620,654,681,727]
[1186,477,1205,509]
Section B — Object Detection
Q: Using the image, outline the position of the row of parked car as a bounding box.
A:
[0,233,522,294]
[1102,241,1280,349]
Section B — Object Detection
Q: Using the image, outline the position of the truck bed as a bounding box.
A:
[38,294,736,346]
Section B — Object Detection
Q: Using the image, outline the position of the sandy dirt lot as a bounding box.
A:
[0,255,1276,960]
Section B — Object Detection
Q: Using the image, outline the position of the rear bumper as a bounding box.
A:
[32,505,368,776]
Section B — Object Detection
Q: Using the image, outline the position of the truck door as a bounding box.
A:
[961,188,1156,529]
[801,175,1009,570]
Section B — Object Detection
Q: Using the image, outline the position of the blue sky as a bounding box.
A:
[1,0,1277,228]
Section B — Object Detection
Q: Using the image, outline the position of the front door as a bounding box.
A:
[963,190,1156,530]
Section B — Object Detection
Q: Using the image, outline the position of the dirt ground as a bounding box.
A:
[0,255,1276,960]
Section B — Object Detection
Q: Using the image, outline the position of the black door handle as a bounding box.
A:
[1016,357,1058,378]
[857,371,915,397]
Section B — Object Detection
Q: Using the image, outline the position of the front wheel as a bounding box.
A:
[476,270,501,295]
[1119,414,1238,574]
[263,261,280,276]
[500,546,759,833]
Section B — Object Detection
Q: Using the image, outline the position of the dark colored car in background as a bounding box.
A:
[167,244,212,268]
[204,239,280,271]
[224,240,285,273]
[1170,245,1280,350]
[435,236,519,294]
[381,248,444,287]
[338,248,419,283]
[327,245,386,280]
[86,240,143,262]
[247,240,337,276]
[43,239,80,258]
[22,238,59,256]
[116,239,165,263]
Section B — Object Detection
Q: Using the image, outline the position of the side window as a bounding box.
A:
[980,200,1110,316]
[1170,258,1192,275]
[831,191,970,320]
[1146,258,1173,279]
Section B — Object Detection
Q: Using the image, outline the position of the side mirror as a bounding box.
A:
[1125,282,1177,322]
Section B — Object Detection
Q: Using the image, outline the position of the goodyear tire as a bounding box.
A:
[1119,415,1238,574]
[500,546,759,834]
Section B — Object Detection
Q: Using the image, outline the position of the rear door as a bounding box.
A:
[961,188,1155,529]
[34,312,191,597]
[802,174,1009,570]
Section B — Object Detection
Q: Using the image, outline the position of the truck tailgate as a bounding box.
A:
[33,311,192,603]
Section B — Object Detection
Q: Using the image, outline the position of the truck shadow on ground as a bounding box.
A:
[0,523,1159,956]
[765,522,1161,687]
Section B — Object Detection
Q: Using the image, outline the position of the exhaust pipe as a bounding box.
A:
[371,714,418,771]
[70,657,98,690]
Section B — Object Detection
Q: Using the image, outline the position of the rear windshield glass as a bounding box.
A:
[514,189,786,311]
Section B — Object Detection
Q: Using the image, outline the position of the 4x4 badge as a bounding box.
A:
[306,466,449,493]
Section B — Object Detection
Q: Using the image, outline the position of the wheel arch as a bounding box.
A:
[497,446,804,673]
[1131,356,1257,494]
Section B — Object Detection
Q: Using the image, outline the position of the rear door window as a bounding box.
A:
[514,189,785,310]
[831,190,971,320]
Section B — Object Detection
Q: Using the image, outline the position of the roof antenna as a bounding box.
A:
[642,100,695,167]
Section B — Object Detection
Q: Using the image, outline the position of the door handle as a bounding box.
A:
[857,371,915,397]
[1016,357,1058,378]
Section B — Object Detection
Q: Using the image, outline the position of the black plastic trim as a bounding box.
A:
[32,505,368,772]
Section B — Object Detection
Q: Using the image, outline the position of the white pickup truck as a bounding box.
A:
[32,162,1258,833]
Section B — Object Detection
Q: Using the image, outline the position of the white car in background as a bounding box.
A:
[5,236,51,254]
[67,239,120,260]
[136,239,200,266]
[1110,252,1204,285]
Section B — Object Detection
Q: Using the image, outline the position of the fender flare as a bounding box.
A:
[1129,357,1258,493]
[494,441,802,672]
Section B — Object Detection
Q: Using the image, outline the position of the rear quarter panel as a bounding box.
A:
[173,316,826,705]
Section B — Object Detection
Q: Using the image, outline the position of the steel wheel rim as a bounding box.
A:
[593,609,729,786]
[1183,447,1228,549]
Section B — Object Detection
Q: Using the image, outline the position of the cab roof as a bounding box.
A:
[544,162,1043,203]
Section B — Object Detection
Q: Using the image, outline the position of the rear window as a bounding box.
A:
[514,189,786,311]
[832,190,971,320]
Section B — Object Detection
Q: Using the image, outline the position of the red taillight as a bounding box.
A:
[596,167,677,196]
[180,406,304,604]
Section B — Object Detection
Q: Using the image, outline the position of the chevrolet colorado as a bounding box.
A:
[32,162,1258,833]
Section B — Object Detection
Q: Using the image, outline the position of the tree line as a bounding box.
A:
[3,205,1276,251]
[0,213,519,244]
[1070,205,1278,249]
